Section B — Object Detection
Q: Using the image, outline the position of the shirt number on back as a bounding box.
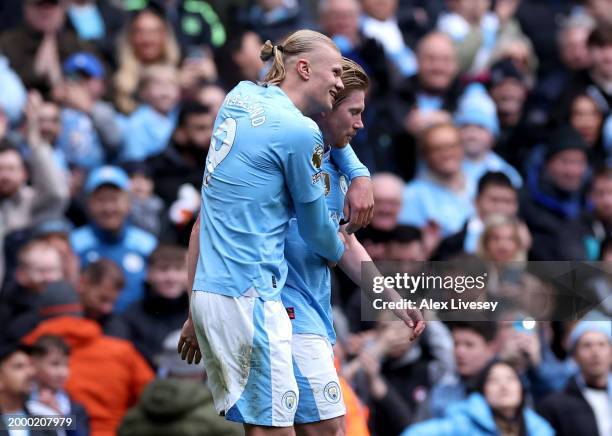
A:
[203,117,237,188]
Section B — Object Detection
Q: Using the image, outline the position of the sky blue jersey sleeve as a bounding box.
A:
[294,196,345,263]
[283,119,328,203]
[331,144,370,180]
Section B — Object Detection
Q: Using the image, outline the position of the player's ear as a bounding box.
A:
[295,58,311,81]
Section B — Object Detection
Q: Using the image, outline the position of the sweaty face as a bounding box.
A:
[476,186,518,220]
[305,44,344,114]
[88,186,131,232]
[483,364,523,414]
[322,90,365,148]
[130,12,167,63]
[453,329,495,377]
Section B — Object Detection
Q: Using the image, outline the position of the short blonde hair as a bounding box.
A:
[260,29,339,86]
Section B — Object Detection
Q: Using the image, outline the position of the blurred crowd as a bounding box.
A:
[0,0,610,435]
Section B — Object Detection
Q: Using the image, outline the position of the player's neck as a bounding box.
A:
[280,83,311,115]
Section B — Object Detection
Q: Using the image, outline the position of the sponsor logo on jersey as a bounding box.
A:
[311,145,324,169]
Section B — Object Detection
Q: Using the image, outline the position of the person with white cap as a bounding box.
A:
[537,320,612,436]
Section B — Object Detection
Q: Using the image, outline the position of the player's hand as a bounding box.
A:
[344,176,374,233]
[178,318,202,364]
[395,308,426,341]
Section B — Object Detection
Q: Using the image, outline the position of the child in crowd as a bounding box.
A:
[119,64,180,162]
[455,84,522,188]
[28,335,90,436]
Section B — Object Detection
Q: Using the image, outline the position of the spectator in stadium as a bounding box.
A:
[64,0,127,63]
[398,122,475,239]
[76,259,124,330]
[53,51,122,169]
[434,172,520,260]
[106,245,189,368]
[318,0,391,95]
[530,14,594,125]
[119,64,180,162]
[118,330,243,436]
[70,166,157,312]
[360,0,418,78]
[27,335,90,434]
[120,162,163,237]
[487,57,533,168]
[455,84,521,188]
[126,0,226,51]
[22,281,154,436]
[0,240,64,338]
[538,320,612,436]
[236,0,311,44]
[0,0,94,91]
[370,172,404,232]
[195,81,226,115]
[554,26,612,125]
[387,225,427,262]
[567,93,607,164]
[520,125,591,260]
[395,32,460,136]
[0,341,40,428]
[31,218,80,288]
[370,31,458,179]
[437,0,524,76]
[216,28,264,92]
[113,7,180,114]
[402,360,555,436]
[147,101,213,208]
[429,321,498,418]
[178,47,219,98]
[343,317,451,436]
[582,167,612,259]
[0,93,69,288]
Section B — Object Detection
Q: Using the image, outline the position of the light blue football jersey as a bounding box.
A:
[194,81,333,301]
[282,151,350,344]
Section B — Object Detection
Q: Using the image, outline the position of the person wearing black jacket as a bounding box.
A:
[105,245,189,368]
[537,321,612,436]
[0,341,57,436]
[435,171,519,260]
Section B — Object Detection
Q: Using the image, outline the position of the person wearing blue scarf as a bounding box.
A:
[519,125,591,260]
